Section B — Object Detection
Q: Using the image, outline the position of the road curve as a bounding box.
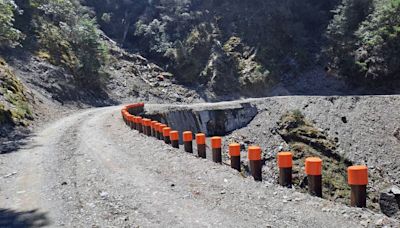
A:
[0,105,396,227]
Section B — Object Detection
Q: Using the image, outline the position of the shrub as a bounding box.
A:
[0,0,24,47]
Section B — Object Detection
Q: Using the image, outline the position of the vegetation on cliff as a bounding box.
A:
[1,0,399,94]
[325,0,400,85]
[0,58,32,127]
[1,0,109,87]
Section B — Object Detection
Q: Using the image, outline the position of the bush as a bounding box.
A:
[0,0,24,47]
[32,0,109,86]
[355,0,400,81]
[325,0,400,84]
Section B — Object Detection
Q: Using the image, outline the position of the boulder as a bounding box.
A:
[394,127,400,141]
[379,186,400,217]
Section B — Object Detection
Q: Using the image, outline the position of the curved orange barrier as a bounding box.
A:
[120,102,370,198]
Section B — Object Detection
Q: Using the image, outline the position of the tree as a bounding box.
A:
[354,0,400,82]
[325,0,373,80]
[32,0,109,85]
[325,0,400,85]
[0,0,24,47]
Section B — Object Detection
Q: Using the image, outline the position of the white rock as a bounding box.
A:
[100,191,109,198]
[390,185,400,195]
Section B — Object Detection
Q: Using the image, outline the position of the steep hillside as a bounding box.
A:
[1,0,202,142]
[0,58,32,133]
[1,0,400,137]
[86,0,340,96]
[84,0,400,95]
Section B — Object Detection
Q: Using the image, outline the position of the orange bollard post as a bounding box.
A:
[121,109,128,124]
[183,131,193,153]
[136,117,143,133]
[348,165,368,208]
[211,137,222,163]
[277,152,293,187]
[248,146,262,181]
[122,110,129,125]
[154,123,161,139]
[229,143,241,172]
[158,124,167,141]
[196,133,206,158]
[129,115,136,130]
[151,121,158,137]
[142,119,151,136]
[163,127,171,144]
[131,116,137,130]
[170,131,179,148]
[305,157,322,197]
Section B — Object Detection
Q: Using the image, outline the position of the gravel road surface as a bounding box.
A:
[0,104,397,227]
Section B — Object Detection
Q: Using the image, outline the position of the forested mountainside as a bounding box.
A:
[85,0,400,91]
[2,0,400,92]
[1,0,400,128]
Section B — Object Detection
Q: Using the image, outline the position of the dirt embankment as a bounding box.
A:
[138,96,400,218]
[0,42,204,153]
[223,96,400,218]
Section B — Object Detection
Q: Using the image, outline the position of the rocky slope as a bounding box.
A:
[142,96,400,220]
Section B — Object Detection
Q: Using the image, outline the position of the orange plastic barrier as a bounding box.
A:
[229,143,241,156]
[211,137,222,149]
[348,165,368,185]
[248,146,261,161]
[305,157,322,175]
[277,152,293,168]
[183,131,193,142]
[196,133,206,145]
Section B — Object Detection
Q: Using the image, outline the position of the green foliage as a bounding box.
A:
[32,0,109,85]
[355,0,400,81]
[0,0,24,47]
[0,58,32,126]
[278,110,352,205]
[325,0,400,84]
[84,0,148,44]
[125,0,340,90]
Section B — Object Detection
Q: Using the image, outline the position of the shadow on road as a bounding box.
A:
[0,126,34,154]
[0,208,50,227]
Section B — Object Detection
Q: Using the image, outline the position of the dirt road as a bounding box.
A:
[0,105,396,227]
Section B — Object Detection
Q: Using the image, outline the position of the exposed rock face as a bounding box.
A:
[0,58,32,130]
[394,128,400,141]
[380,186,400,218]
[276,110,353,204]
[143,102,258,139]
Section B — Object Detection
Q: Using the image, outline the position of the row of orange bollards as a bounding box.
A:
[121,103,369,208]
